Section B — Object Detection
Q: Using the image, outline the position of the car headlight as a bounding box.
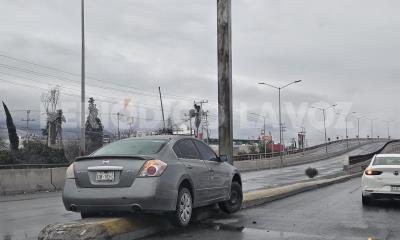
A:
[139,160,167,177]
[66,164,75,179]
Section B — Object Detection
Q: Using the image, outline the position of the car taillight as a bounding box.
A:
[365,169,382,176]
[66,164,75,179]
[139,160,167,177]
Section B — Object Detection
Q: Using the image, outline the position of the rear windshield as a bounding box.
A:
[373,156,400,166]
[91,139,168,156]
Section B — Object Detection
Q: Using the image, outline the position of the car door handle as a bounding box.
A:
[185,164,193,169]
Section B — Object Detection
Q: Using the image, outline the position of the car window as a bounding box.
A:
[193,140,217,161]
[91,139,168,156]
[373,156,400,165]
[173,139,201,159]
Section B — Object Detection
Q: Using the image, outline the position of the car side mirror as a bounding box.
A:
[218,155,228,162]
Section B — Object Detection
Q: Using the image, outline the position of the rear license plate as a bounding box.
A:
[391,186,400,192]
[96,171,115,182]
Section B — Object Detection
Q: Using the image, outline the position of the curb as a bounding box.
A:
[38,172,362,240]
[38,215,172,240]
[242,172,362,209]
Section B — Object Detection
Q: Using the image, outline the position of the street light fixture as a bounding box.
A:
[310,104,337,153]
[258,80,302,167]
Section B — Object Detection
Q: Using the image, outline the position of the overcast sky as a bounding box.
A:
[0,0,399,144]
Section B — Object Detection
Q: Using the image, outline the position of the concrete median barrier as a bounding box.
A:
[242,172,361,208]
[38,172,362,240]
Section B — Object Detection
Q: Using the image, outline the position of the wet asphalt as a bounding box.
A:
[147,177,400,240]
[0,141,392,240]
[241,142,386,192]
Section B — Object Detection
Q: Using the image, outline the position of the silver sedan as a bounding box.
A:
[62,135,243,227]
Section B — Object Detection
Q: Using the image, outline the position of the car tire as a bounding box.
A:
[219,182,243,214]
[80,212,98,219]
[362,195,372,206]
[173,187,193,227]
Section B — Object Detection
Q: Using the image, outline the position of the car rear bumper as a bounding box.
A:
[62,178,178,213]
[368,193,400,199]
[362,188,400,199]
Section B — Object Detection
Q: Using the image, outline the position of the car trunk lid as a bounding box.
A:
[372,165,400,184]
[74,155,152,188]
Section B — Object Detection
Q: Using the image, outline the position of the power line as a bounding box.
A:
[0,54,199,102]
[0,77,162,112]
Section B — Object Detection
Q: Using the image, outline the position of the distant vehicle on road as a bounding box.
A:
[361,154,400,205]
[62,135,243,227]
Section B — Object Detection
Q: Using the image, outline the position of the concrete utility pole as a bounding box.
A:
[249,113,267,158]
[194,100,208,139]
[217,0,233,164]
[310,104,336,154]
[127,116,134,137]
[117,112,121,140]
[80,0,86,155]
[158,87,166,131]
[204,111,210,144]
[21,110,35,139]
[258,80,302,167]
[184,112,193,136]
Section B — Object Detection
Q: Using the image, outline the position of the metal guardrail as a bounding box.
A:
[0,138,389,169]
[348,140,400,165]
[233,138,383,162]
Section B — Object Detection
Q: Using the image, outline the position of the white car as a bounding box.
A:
[361,154,400,205]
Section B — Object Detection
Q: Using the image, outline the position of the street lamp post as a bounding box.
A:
[310,104,337,154]
[383,120,393,139]
[366,117,379,141]
[355,116,366,145]
[336,111,356,149]
[258,80,302,167]
[80,0,86,155]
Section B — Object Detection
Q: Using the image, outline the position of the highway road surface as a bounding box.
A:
[0,141,390,240]
[242,141,386,192]
[148,177,400,240]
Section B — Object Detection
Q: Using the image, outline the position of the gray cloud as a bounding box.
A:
[0,0,399,143]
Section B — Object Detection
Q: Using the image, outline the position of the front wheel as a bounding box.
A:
[219,182,243,214]
[173,187,193,227]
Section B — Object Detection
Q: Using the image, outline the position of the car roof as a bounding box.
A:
[375,154,400,157]
[122,135,194,141]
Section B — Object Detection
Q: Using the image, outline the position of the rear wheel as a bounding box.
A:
[362,195,372,206]
[173,187,193,227]
[219,182,243,214]
[80,212,99,219]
